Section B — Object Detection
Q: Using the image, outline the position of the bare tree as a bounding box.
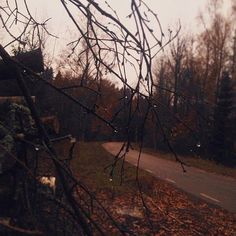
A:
[0,0,182,235]
[198,0,232,104]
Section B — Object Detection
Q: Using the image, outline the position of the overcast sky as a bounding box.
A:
[18,0,232,31]
[11,0,210,37]
[1,0,232,46]
[0,0,233,65]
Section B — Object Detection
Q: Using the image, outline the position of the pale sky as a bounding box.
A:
[14,0,229,31]
[0,0,233,65]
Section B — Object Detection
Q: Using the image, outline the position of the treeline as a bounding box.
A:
[38,0,236,166]
[151,0,236,165]
[37,71,125,141]
[40,62,235,166]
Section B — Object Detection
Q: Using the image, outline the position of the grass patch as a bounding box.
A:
[71,142,151,195]
[134,145,236,179]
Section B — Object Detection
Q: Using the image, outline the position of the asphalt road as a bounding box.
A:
[102,142,236,213]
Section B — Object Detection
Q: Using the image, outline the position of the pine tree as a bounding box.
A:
[210,72,235,164]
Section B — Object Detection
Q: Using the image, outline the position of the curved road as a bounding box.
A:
[102,142,236,213]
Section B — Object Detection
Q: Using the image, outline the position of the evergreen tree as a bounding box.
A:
[210,72,235,164]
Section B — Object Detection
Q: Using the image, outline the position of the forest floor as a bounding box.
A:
[71,142,236,236]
